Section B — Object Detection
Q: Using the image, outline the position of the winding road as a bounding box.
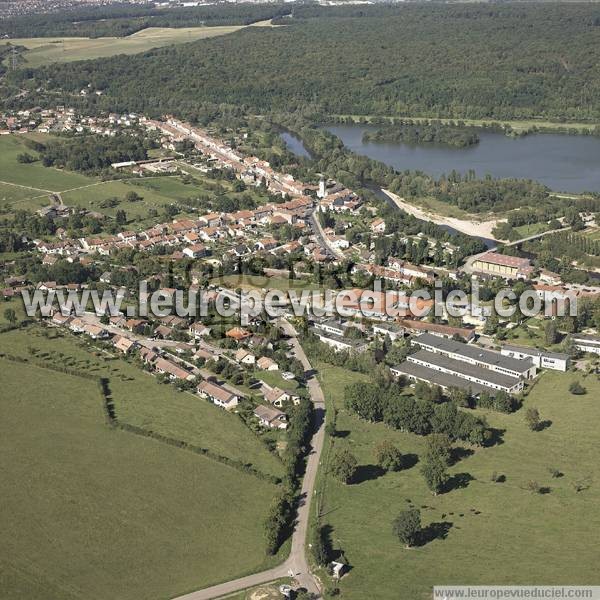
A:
[172,319,325,600]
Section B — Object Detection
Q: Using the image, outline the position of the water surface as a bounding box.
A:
[280,131,311,158]
[325,124,600,193]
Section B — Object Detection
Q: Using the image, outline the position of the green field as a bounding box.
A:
[212,274,323,292]
[6,26,248,68]
[0,325,284,479]
[0,134,92,198]
[0,357,279,600]
[0,135,275,223]
[512,222,550,239]
[60,177,199,220]
[315,363,600,599]
[584,228,600,242]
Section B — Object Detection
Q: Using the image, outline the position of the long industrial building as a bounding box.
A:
[391,333,536,395]
[413,333,536,380]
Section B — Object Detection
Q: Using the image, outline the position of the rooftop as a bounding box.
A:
[414,333,533,374]
[476,252,530,269]
[409,349,522,390]
[502,344,569,361]
[392,360,498,397]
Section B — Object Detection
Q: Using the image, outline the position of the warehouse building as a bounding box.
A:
[501,344,569,372]
[413,333,536,380]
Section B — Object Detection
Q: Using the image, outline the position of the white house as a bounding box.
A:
[189,322,211,339]
[197,380,239,410]
[183,244,208,259]
[254,405,288,429]
[257,356,279,371]
[370,218,386,234]
[235,348,256,365]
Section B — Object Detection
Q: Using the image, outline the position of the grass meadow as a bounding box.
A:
[0,134,275,224]
[0,357,280,600]
[314,362,600,600]
[0,325,284,479]
[0,134,92,195]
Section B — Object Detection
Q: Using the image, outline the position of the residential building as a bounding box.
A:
[183,244,209,259]
[225,327,252,342]
[154,357,194,381]
[262,385,299,407]
[372,321,405,342]
[113,336,137,354]
[189,322,211,339]
[197,380,239,410]
[257,356,278,371]
[311,327,369,353]
[235,348,256,365]
[397,319,476,343]
[254,405,288,429]
[398,349,526,394]
[370,218,386,234]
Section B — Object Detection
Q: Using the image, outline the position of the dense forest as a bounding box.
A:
[9,4,600,120]
[0,3,290,38]
[363,122,480,148]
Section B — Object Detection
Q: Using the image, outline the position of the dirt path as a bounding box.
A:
[0,179,53,194]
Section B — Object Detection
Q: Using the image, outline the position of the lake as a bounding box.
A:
[324,124,600,193]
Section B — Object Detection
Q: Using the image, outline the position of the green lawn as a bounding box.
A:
[60,178,188,220]
[512,222,550,238]
[0,325,284,479]
[584,228,600,242]
[253,369,300,395]
[0,357,280,600]
[315,363,600,600]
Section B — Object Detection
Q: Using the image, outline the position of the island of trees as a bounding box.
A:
[363,122,480,148]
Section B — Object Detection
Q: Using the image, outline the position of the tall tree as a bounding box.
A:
[392,509,421,548]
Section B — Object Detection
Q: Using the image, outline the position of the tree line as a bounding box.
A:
[1,3,290,38]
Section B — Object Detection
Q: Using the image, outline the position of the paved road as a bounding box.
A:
[173,320,325,600]
[308,209,343,260]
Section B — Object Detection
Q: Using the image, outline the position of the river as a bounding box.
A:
[323,124,600,193]
[280,131,311,158]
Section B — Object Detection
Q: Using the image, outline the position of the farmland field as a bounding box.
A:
[0,357,280,600]
[314,363,600,600]
[6,26,248,68]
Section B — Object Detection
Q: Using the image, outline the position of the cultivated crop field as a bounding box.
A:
[6,26,247,68]
[315,363,600,600]
[0,357,280,600]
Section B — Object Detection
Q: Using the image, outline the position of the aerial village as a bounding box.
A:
[2,105,600,432]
